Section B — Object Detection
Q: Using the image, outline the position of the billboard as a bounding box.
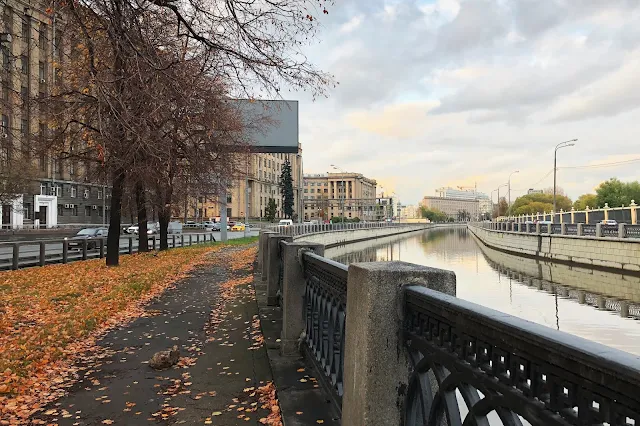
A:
[234,99,299,154]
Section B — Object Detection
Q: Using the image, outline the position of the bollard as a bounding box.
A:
[341,262,456,426]
[172,235,176,248]
[99,238,105,258]
[279,241,325,356]
[128,237,133,254]
[12,243,19,270]
[39,241,46,266]
[189,235,192,246]
[266,234,293,306]
[152,236,157,250]
[82,239,88,260]
[181,234,185,247]
[596,223,602,238]
[62,240,68,264]
[577,223,583,236]
[619,223,626,238]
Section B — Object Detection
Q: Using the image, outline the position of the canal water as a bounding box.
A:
[329,227,640,356]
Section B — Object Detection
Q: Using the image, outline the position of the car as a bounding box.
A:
[599,219,618,226]
[231,223,246,232]
[212,222,231,231]
[126,225,139,234]
[168,221,183,234]
[203,221,215,229]
[66,228,108,250]
[278,219,293,227]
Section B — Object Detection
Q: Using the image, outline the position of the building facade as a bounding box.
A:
[175,148,303,222]
[435,187,490,218]
[303,172,377,221]
[0,1,108,229]
[420,196,479,221]
[397,203,419,220]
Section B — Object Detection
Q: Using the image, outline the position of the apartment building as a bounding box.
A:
[0,1,108,229]
[303,172,377,221]
[175,147,303,221]
[420,196,479,221]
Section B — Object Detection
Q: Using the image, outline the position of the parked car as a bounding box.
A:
[203,221,215,229]
[278,219,293,227]
[212,222,231,231]
[231,223,246,232]
[599,219,618,226]
[66,228,108,250]
[168,221,183,234]
[126,225,139,234]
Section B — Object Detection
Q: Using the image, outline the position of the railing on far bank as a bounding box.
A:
[263,221,432,238]
[259,228,640,425]
[478,221,640,239]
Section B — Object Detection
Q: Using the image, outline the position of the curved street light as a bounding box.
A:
[494,183,508,218]
[553,139,578,222]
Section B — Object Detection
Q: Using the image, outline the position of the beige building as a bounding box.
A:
[303,172,377,221]
[0,1,111,228]
[420,196,479,221]
[179,147,303,221]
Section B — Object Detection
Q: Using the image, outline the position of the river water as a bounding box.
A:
[329,227,640,356]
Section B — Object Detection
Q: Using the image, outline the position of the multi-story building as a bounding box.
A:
[397,203,419,220]
[0,1,108,229]
[175,147,303,222]
[420,196,479,221]
[435,187,490,218]
[303,172,377,221]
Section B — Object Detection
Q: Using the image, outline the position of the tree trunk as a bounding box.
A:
[159,208,169,250]
[136,181,149,252]
[106,170,125,266]
[159,159,175,251]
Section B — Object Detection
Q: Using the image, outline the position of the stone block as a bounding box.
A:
[279,241,325,356]
[341,262,456,426]
[260,231,278,281]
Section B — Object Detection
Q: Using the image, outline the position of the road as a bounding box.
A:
[0,230,259,269]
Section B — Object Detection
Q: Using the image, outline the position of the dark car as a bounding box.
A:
[66,228,108,250]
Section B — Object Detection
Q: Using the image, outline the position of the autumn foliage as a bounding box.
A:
[0,240,255,422]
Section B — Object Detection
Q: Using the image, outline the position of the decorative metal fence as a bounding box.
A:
[551,224,562,234]
[403,286,640,426]
[565,224,578,235]
[302,251,348,406]
[601,225,619,237]
[628,225,640,238]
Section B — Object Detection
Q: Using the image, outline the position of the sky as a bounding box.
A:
[283,0,640,206]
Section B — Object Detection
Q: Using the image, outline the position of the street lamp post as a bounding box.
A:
[507,170,519,217]
[553,139,578,223]
[495,183,508,218]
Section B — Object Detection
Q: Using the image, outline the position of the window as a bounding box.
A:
[38,62,45,81]
[20,86,27,103]
[1,48,8,69]
[40,184,46,195]
[226,208,232,218]
[2,83,8,101]
[39,24,46,47]
[20,55,27,74]
[310,189,315,193]
[20,118,27,136]
[226,193,232,203]
[57,204,63,216]
[50,185,60,197]
[69,161,76,176]
[97,189,103,200]
[1,114,8,133]
[21,20,28,39]
[85,206,91,216]
[23,203,31,220]
[97,207,102,217]
[70,185,77,198]
[39,153,47,171]
[72,205,78,216]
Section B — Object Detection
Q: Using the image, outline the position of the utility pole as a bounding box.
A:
[553,139,577,223]
[507,171,519,217]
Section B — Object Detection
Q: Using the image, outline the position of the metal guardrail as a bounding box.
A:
[0,233,216,271]
[302,251,348,406]
[403,286,640,425]
[478,222,640,239]
[265,222,431,238]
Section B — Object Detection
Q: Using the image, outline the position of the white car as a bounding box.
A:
[126,225,139,234]
[599,219,618,226]
[278,219,293,227]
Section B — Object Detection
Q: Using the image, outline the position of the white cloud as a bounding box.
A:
[288,0,640,205]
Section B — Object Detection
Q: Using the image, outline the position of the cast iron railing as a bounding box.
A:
[601,225,619,237]
[582,224,597,236]
[628,225,640,238]
[551,224,562,234]
[565,224,578,235]
[302,251,348,406]
[403,286,640,426]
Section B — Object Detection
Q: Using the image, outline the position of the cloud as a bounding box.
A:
[290,0,640,205]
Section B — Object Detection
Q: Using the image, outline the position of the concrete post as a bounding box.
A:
[546,223,552,234]
[280,241,325,356]
[39,241,46,266]
[259,230,277,279]
[621,301,629,318]
[577,223,583,236]
[266,234,293,305]
[12,243,19,270]
[342,262,456,426]
[618,223,626,238]
[571,207,575,224]
[526,223,531,233]
[604,203,610,221]
[536,223,541,234]
[560,209,564,224]
[596,223,602,238]
[585,206,590,224]
[631,200,637,225]
[517,223,522,232]
[561,223,566,235]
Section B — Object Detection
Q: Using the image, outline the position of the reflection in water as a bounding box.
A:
[328,227,640,355]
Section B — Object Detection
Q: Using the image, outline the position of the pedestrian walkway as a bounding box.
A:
[26,243,339,426]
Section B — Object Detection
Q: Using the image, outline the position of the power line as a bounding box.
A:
[511,169,554,192]
[558,157,640,169]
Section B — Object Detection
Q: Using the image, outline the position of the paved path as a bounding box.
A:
[30,245,276,426]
